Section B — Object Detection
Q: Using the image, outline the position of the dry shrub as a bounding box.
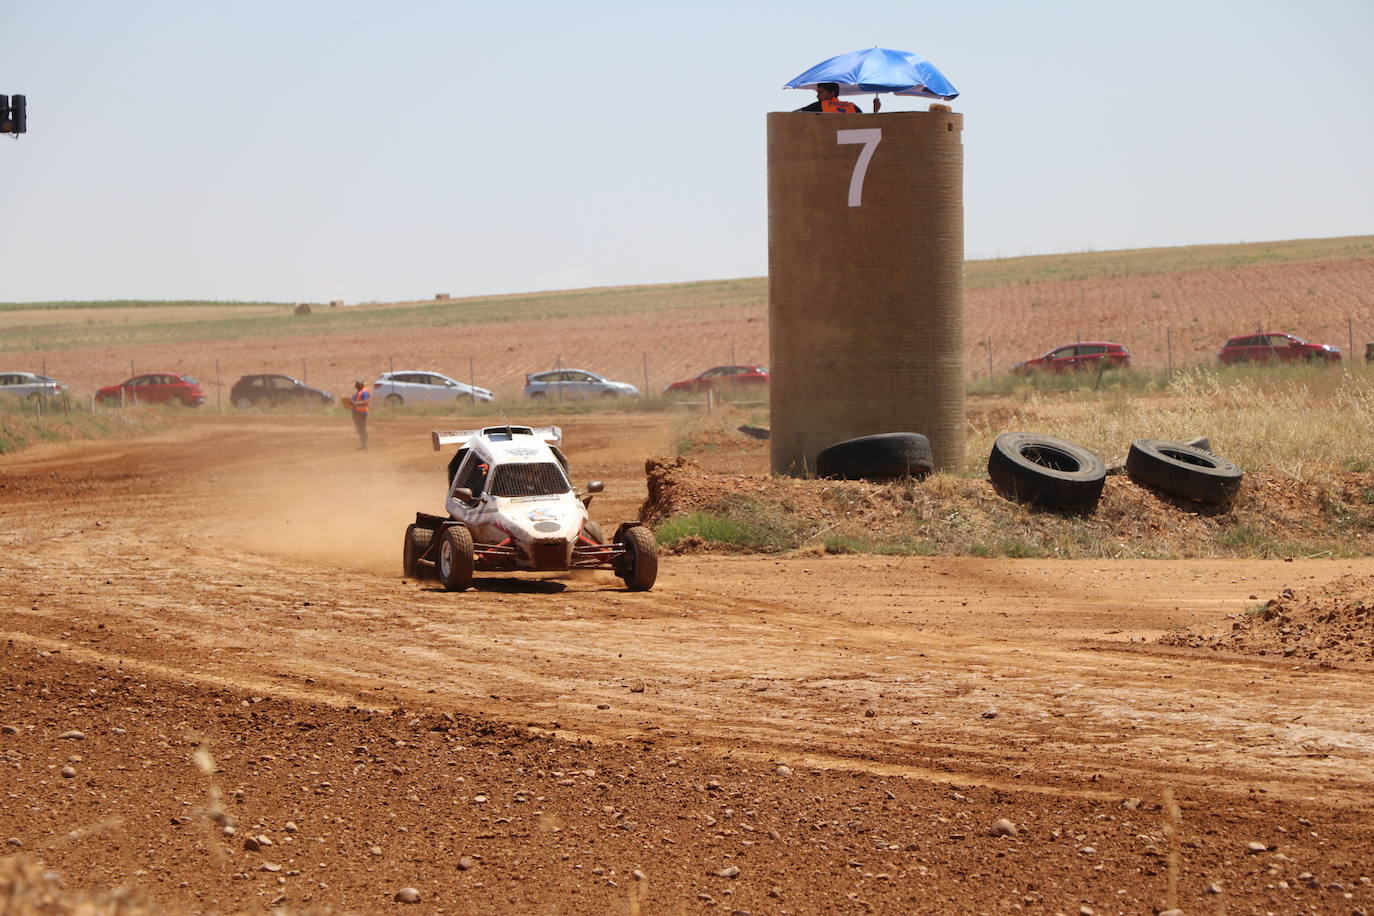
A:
[0,855,157,915]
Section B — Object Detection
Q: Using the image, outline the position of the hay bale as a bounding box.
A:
[294,303,312,315]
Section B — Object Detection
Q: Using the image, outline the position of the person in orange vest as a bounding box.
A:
[795,82,873,113]
[348,379,370,450]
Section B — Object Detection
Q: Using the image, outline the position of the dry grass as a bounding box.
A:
[655,365,1374,559]
[967,363,1374,482]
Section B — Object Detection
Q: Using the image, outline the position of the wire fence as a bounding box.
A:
[12,319,1374,419]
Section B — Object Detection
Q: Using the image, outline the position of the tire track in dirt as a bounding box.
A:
[4,415,1374,814]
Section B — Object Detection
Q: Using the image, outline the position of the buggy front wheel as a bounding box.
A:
[437,525,474,591]
[617,526,658,592]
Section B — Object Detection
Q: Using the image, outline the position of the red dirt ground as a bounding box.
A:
[3,413,1373,914]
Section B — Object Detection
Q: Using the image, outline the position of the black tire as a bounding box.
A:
[403,525,433,579]
[600,390,618,400]
[987,432,1107,513]
[384,394,403,406]
[1125,439,1243,506]
[617,526,658,591]
[437,525,474,592]
[234,396,252,409]
[528,390,546,400]
[815,433,934,481]
[583,520,605,544]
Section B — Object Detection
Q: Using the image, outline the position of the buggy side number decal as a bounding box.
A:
[836,128,881,207]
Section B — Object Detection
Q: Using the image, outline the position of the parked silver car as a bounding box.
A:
[523,369,640,400]
[0,371,69,400]
[372,371,494,406]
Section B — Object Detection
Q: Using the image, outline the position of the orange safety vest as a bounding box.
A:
[351,388,370,414]
[821,97,861,113]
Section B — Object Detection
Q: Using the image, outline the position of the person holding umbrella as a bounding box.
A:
[784,47,958,113]
[795,82,869,113]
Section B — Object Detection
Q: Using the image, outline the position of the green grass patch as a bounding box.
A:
[968,367,1162,397]
[0,299,290,313]
[655,496,807,552]
[822,534,936,556]
[655,512,790,551]
[0,397,174,454]
[964,235,1374,289]
[375,394,679,420]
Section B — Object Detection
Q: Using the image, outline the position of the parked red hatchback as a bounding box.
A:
[1012,342,1131,374]
[664,364,769,394]
[96,373,206,406]
[1217,332,1341,365]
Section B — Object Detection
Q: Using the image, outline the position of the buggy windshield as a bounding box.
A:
[488,462,571,498]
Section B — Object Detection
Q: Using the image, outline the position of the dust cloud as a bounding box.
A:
[211,444,443,576]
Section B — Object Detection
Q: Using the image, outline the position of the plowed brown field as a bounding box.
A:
[3,413,1372,914]
[22,255,1374,402]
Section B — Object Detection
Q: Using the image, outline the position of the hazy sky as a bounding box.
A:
[3,0,1371,302]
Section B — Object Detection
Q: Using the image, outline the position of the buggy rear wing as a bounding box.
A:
[431,425,563,451]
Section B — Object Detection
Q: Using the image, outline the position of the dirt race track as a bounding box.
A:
[2,413,1373,915]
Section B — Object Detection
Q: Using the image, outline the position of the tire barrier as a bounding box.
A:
[987,432,1107,513]
[1125,438,1243,506]
[815,433,934,481]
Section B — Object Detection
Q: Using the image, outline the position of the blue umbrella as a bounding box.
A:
[784,47,959,101]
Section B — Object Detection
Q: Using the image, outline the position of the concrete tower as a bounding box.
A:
[767,109,965,474]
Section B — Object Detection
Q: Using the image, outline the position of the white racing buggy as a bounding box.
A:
[403,425,658,592]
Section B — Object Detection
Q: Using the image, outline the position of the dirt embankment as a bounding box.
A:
[1161,573,1374,667]
[641,452,1374,560]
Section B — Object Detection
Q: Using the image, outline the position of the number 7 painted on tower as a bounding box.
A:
[836,128,881,208]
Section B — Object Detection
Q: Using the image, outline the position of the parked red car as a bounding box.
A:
[1012,342,1131,374]
[96,373,206,406]
[664,365,769,394]
[1217,332,1341,365]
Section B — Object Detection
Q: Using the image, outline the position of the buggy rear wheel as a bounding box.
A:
[403,524,433,579]
[617,526,658,592]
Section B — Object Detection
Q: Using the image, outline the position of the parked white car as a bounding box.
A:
[372,370,494,406]
[523,369,640,400]
[0,372,69,400]
[403,424,658,592]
